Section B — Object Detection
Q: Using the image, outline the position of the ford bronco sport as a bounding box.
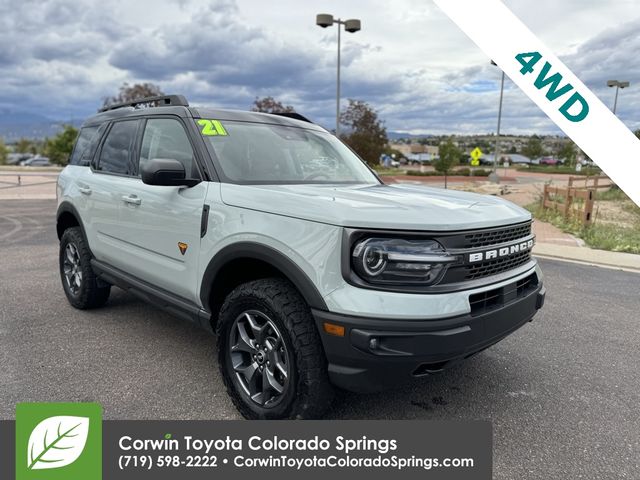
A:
[57,94,545,419]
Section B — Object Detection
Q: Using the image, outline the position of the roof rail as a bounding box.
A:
[269,112,314,124]
[99,94,189,113]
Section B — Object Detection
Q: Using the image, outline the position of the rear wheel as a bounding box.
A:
[59,227,110,309]
[217,278,333,419]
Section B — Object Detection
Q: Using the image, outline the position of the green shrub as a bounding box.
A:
[406,170,440,176]
[516,165,601,175]
[373,166,405,176]
[406,168,490,177]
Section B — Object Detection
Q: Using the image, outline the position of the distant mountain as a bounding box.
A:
[0,119,433,143]
[387,131,435,140]
[0,111,83,141]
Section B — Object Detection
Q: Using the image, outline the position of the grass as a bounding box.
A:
[596,186,632,201]
[372,166,406,176]
[516,165,602,175]
[406,168,490,177]
[595,187,640,220]
[527,194,640,254]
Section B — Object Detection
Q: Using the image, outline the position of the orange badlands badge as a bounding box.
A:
[178,242,188,255]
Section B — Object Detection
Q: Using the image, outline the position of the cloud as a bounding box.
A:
[0,0,638,136]
[560,18,640,122]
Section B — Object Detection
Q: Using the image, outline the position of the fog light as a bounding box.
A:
[369,338,379,350]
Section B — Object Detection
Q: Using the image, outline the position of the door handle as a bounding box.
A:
[78,186,92,195]
[121,195,142,206]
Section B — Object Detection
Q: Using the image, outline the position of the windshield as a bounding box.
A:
[201,120,380,185]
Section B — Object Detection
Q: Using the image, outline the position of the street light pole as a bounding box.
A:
[494,71,505,173]
[316,14,361,137]
[607,80,630,115]
[336,23,341,136]
[489,60,504,183]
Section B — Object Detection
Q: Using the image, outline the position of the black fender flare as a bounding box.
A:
[200,242,328,312]
[56,202,88,241]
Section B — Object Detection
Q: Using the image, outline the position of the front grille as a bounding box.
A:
[465,249,531,280]
[463,222,532,248]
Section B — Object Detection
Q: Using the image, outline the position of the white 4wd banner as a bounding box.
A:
[434,0,640,207]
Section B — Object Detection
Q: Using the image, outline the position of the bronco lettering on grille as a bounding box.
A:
[467,238,534,263]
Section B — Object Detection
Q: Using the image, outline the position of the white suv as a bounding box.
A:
[56,95,545,419]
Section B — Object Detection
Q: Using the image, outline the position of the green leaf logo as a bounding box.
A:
[27,416,89,470]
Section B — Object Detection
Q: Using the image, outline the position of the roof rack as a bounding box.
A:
[99,94,189,113]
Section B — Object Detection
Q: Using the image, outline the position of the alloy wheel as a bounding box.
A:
[63,242,82,295]
[229,310,290,408]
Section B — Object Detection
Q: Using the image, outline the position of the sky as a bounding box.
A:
[0,0,639,135]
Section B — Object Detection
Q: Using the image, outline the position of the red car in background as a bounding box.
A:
[537,156,560,165]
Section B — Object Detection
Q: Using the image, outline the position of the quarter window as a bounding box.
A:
[69,126,98,166]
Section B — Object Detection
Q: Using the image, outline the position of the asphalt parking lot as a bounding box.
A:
[1,199,639,479]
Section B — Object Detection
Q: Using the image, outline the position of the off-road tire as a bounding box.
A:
[59,227,111,309]
[217,278,333,419]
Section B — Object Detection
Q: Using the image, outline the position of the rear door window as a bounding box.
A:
[96,120,140,175]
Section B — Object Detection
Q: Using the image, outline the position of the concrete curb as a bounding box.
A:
[533,243,640,273]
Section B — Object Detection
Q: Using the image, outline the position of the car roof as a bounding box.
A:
[82,104,325,132]
[192,107,326,132]
[82,105,190,127]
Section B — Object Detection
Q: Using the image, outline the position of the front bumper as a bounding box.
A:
[313,273,545,393]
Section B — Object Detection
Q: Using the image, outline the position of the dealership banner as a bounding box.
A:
[0,411,492,479]
[435,0,640,207]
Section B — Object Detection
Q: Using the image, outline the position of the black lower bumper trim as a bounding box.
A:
[313,282,545,393]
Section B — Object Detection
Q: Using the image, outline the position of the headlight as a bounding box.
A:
[351,238,458,286]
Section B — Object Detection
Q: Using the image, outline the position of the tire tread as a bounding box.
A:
[217,278,333,419]
[59,227,110,309]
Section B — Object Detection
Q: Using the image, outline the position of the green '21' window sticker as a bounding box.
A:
[196,119,228,136]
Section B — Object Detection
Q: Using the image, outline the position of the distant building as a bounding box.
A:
[392,143,439,157]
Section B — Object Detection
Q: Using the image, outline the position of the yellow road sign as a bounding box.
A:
[470,147,483,166]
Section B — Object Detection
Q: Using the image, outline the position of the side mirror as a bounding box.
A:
[140,158,200,187]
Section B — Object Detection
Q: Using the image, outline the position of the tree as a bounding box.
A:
[434,138,460,189]
[43,125,78,165]
[15,138,34,154]
[0,138,7,165]
[558,141,577,167]
[339,99,388,166]
[522,136,544,160]
[102,82,164,110]
[251,96,295,113]
[476,139,492,152]
[635,129,640,140]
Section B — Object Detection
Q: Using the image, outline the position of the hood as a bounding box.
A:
[220,183,531,231]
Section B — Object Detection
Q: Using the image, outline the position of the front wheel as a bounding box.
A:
[217,278,333,419]
[59,227,110,309]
